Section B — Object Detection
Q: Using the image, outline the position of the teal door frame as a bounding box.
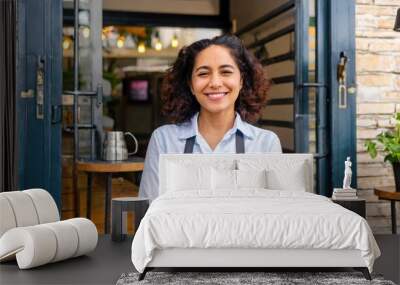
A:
[295,0,356,196]
[315,0,330,196]
[328,0,357,194]
[16,0,63,207]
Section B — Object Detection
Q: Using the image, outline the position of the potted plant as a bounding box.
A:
[365,112,400,192]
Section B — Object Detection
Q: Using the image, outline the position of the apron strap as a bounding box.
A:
[183,136,196,153]
[183,131,245,154]
[235,130,245,154]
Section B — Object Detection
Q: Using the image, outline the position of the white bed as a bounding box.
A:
[131,154,380,280]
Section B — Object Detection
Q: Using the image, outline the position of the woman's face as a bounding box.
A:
[190,45,242,115]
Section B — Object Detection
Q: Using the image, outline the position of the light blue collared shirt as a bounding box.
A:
[138,113,282,200]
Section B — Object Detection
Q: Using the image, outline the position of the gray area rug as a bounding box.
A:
[116,271,396,285]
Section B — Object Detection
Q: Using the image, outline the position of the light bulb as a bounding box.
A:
[63,37,71,50]
[138,42,146,53]
[155,41,162,51]
[171,35,179,48]
[117,36,125,48]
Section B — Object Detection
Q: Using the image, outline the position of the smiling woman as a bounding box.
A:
[162,34,269,124]
[139,34,282,201]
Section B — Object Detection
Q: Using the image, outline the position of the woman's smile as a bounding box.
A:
[204,91,229,100]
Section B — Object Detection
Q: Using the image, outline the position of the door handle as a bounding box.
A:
[36,56,45,119]
[21,89,34,98]
[51,105,63,124]
[96,84,103,107]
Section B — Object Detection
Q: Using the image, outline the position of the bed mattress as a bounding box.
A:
[131,190,380,273]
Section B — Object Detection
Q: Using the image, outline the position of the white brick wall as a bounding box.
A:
[356,0,400,233]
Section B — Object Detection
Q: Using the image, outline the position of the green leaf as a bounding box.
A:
[384,154,393,163]
[388,144,400,153]
[365,140,377,158]
[367,113,400,163]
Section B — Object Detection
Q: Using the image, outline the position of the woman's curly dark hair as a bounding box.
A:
[161,34,270,124]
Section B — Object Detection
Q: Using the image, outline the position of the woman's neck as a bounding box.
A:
[197,109,236,150]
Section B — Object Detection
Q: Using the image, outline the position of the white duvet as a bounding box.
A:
[131,190,380,273]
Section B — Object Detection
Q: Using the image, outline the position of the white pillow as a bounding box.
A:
[265,163,307,191]
[237,169,267,189]
[167,162,211,191]
[212,168,237,190]
[237,159,309,191]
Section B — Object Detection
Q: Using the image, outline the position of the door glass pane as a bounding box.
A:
[77,1,92,157]
[62,0,74,159]
[308,0,317,155]
[62,0,102,158]
[308,0,318,193]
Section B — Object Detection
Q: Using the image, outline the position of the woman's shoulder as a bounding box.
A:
[243,122,282,152]
[151,124,176,138]
[244,122,279,141]
[151,121,191,139]
[148,122,190,153]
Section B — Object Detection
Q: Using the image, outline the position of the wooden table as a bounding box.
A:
[374,186,400,234]
[76,157,144,233]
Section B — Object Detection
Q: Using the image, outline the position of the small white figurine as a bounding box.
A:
[342,157,352,189]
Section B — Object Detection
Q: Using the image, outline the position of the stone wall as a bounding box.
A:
[355,0,400,233]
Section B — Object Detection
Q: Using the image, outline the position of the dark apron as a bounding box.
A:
[184,131,245,153]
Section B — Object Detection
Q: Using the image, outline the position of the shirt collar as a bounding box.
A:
[177,112,254,140]
[232,113,254,140]
[177,113,199,140]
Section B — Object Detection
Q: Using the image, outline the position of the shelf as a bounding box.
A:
[63,47,179,59]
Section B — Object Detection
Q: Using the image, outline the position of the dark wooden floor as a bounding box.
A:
[0,235,134,285]
[1,235,398,285]
[374,234,400,284]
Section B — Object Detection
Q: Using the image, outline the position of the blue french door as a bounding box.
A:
[236,0,356,196]
[295,0,357,195]
[327,0,357,192]
[16,0,63,207]
[295,0,330,195]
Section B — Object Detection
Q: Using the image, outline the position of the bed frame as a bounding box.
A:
[139,248,371,280]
